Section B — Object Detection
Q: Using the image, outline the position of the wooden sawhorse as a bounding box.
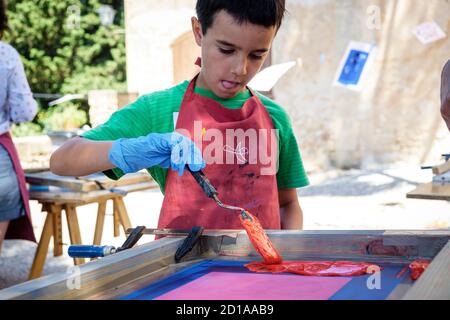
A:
[28,193,132,280]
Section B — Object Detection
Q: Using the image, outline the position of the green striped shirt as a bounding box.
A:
[82,81,309,193]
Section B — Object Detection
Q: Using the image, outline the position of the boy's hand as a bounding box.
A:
[108,132,205,176]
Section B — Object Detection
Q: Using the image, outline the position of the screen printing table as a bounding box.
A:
[0,230,449,300]
[407,182,450,201]
[25,170,158,280]
[407,158,450,201]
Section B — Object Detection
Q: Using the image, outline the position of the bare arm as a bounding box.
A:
[50,137,115,177]
[278,188,303,230]
[441,60,450,130]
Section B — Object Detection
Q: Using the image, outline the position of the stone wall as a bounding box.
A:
[272,0,450,171]
[88,90,139,128]
[124,0,450,172]
[13,135,52,170]
[124,0,197,94]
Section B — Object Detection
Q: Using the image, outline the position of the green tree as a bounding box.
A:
[5,0,126,135]
[6,0,126,95]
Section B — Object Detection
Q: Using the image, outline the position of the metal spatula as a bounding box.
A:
[187,167,251,220]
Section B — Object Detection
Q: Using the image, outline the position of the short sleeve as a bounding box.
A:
[255,92,309,189]
[276,129,310,189]
[81,96,154,180]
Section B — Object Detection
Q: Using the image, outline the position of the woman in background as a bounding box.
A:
[441,60,450,130]
[0,0,38,252]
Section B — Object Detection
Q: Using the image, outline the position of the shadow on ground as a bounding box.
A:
[298,169,421,197]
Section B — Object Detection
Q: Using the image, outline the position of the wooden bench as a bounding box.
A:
[25,171,158,279]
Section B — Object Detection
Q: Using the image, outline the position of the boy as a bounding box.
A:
[441,60,450,130]
[50,0,309,231]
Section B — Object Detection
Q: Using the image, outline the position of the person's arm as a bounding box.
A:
[7,49,38,123]
[441,60,450,130]
[50,133,205,178]
[50,137,115,177]
[279,188,303,230]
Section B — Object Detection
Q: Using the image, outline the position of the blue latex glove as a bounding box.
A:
[108,132,205,176]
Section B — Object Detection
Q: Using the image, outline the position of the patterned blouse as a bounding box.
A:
[0,41,38,135]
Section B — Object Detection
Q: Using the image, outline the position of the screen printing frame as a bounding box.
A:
[0,230,449,300]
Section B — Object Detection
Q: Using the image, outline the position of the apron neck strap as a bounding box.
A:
[195,57,202,67]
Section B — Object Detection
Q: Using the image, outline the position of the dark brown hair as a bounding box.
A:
[196,0,286,35]
[0,0,7,40]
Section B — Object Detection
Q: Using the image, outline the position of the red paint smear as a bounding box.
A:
[239,210,381,277]
[409,260,431,281]
[245,261,379,277]
[239,211,282,264]
[396,265,409,279]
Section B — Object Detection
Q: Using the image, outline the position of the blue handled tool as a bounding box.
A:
[68,225,205,262]
[68,225,146,259]
[68,245,117,258]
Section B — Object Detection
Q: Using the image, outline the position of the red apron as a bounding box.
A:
[0,132,36,242]
[158,75,280,230]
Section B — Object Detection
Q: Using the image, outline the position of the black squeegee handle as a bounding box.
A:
[187,167,218,199]
[175,226,204,263]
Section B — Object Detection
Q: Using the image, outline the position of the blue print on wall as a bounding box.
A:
[338,50,369,86]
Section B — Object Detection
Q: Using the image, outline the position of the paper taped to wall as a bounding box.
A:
[249,61,297,92]
[333,41,376,91]
[412,21,446,45]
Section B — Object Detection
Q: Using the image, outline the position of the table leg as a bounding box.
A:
[64,204,85,265]
[28,212,54,280]
[93,201,107,246]
[114,197,132,233]
[51,205,63,257]
[113,199,121,237]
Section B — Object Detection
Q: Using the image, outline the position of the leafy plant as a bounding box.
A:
[4,0,126,136]
[38,103,87,131]
[11,122,43,137]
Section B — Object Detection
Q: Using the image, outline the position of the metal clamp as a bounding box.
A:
[68,226,145,258]
[175,226,204,263]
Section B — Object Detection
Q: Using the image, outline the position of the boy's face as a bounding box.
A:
[192,10,276,99]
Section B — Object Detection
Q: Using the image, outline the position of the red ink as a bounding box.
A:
[245,260,379,277]
[239,210,282,265]
[409,260,431,281]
